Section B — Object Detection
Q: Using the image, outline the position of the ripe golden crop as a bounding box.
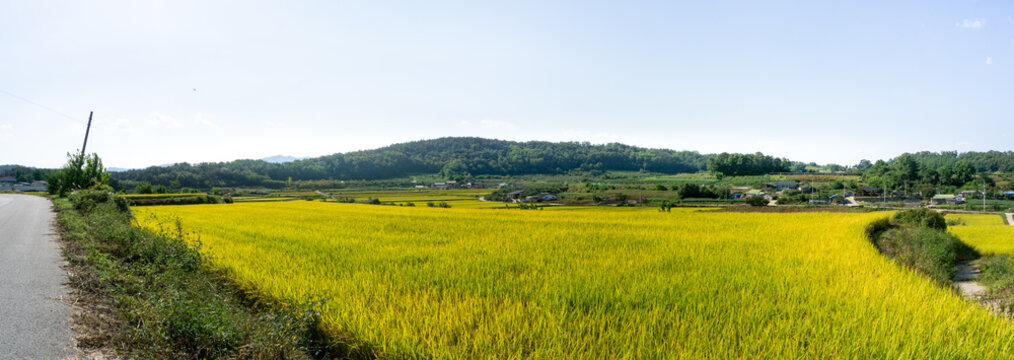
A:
[133,203,1014,358]
[946,213,1014,254]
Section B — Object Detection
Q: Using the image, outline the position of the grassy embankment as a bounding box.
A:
[868,209,979,284]
[54,190,345,359]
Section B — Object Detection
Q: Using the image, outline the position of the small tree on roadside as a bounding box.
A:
[47,152,111,196]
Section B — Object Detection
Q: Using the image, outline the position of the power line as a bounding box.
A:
[0,88,80,121]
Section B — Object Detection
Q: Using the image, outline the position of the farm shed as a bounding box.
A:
[507,190,525,201]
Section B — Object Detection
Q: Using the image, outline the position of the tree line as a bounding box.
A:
[5,138,1014,191]
[110,137,713,188]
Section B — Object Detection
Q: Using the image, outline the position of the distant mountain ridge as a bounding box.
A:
[110,137,714,188]
[260,155,310,164]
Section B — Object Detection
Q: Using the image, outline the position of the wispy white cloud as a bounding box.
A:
[986,56,992,65]
[194,113,219,128]
[150,111,182,128]
[0,123,11,137]
[956,18,985,29]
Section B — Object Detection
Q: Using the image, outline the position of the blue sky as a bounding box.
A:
[1,1,1012,169]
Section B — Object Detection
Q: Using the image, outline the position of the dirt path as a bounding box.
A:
[1006,213,1014,226]
[953,262,987,300]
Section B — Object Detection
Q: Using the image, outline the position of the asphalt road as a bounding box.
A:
[0,194,76,359]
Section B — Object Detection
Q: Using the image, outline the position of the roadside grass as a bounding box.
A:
[55,190,348,359]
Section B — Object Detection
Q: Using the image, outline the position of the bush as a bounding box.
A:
[873,227,978,283]
[776,189,806,205]
[127,195,225,206]
[978,255,1014,291]
[746,196,769,206]
[892,208,946,231]
[69,190,128,213]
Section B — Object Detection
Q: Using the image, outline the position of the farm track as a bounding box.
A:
[953,262,987,300]
[0,194,77,359]
[1006,213,1013,226]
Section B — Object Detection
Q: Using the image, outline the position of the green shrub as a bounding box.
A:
[874,227,978,283]
[978,255,1014,291]
[746,196,768,206]
[891,208,946,231]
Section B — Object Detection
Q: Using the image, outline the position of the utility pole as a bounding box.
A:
[984,182,987,212]
[883,179,887,207]
[80,111,93,158]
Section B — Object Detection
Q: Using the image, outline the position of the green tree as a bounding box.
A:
[746,196,769,206]
[47,152,110,196]
[136,182,154,194]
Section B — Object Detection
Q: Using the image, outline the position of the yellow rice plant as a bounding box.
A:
[947,213,1014,254]
[134,203,1014,359]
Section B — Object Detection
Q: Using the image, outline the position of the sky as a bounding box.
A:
[2,1,1013,169]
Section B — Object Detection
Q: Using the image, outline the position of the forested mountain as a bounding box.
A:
[111,137,712,188]
[0,165,50,182]
[11,138,1013,191]
[906,151,1014,173]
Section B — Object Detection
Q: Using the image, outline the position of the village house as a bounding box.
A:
[507,190,525,201]
[930,194,963,205]
[524,193,558,202]
[855,187,879,196]
[764,180,799,192]
[799,185,818,194]
[9,180,48,192]
[0,176,15,191]
[958,190,979,199]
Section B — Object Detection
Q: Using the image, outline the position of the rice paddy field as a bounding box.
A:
[947,213,1014,254]
[132,202,1014,358]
